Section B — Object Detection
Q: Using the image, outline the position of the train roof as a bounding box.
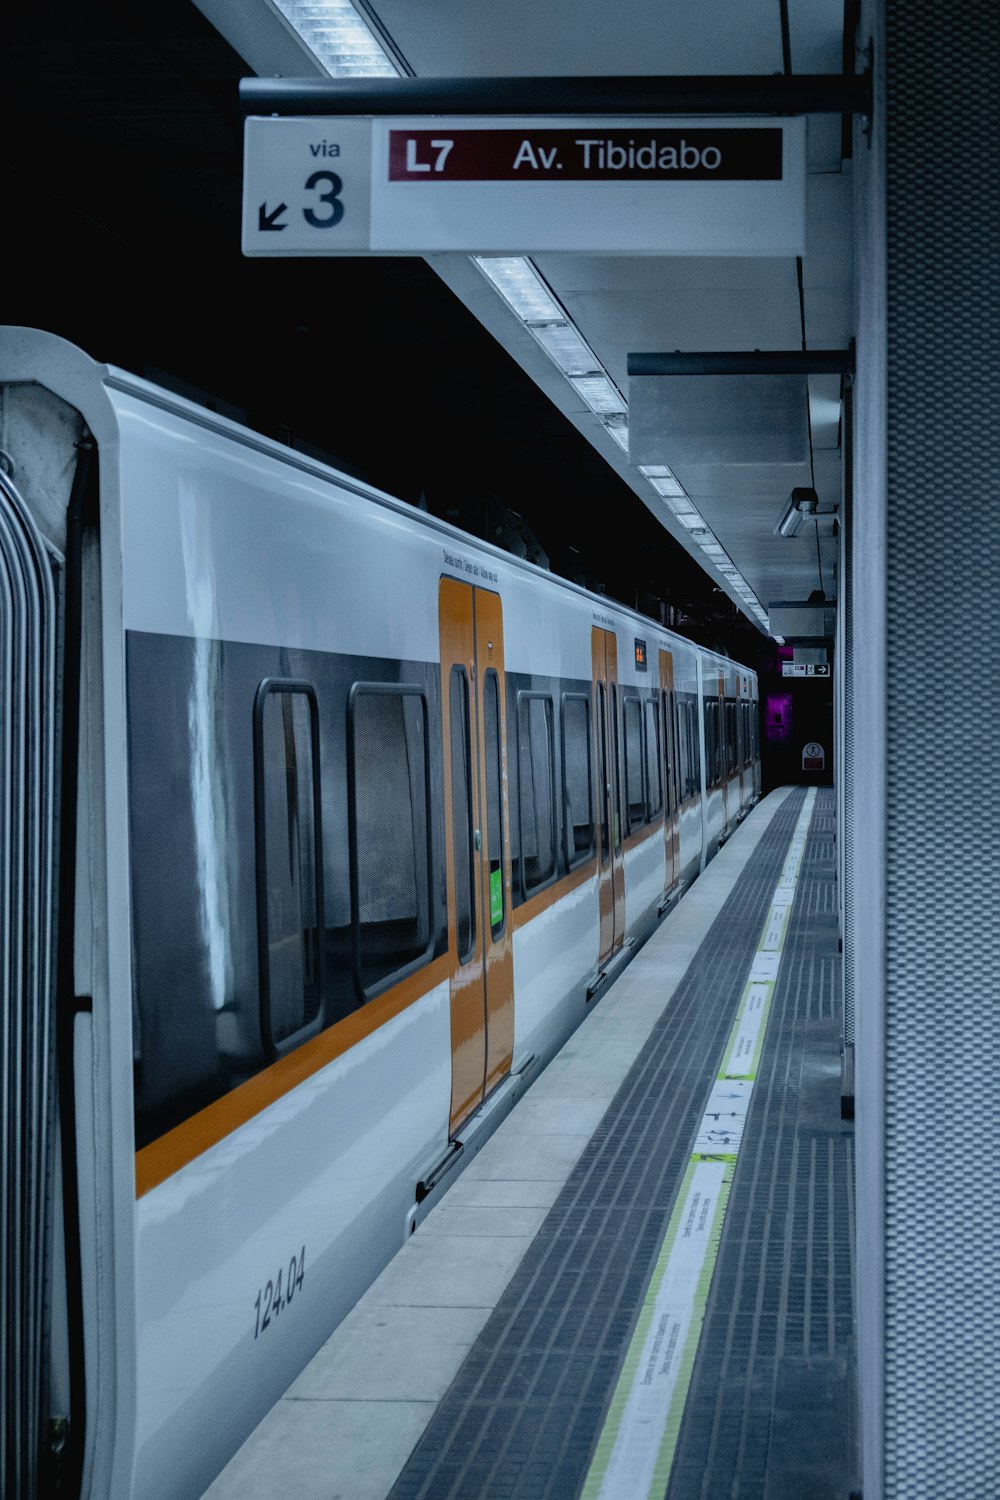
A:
[0,325,753,677]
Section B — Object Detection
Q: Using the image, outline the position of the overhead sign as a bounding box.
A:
[781,662,831,677]
[242,115,806,256]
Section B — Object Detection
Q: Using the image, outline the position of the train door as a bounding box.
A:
[439,578,515,1133]
[0,470,60,1500]
[659,649,680,895]
[592,627,625,963]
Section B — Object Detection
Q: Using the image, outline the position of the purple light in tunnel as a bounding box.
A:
[765,693,793,742]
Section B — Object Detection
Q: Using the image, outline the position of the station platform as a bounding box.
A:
[203,785,856,1500]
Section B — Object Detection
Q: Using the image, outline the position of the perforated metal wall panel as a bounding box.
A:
[884,5,1000,1494]
[841,386,855,1052]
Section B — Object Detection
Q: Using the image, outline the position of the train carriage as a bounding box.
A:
[0,328,759,1500]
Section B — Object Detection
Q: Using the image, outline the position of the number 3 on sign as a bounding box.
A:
[303,172,344,228]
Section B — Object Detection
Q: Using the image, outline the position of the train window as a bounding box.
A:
[661,690,675,815]
[644,699,662,819]
[596,682,610,866]
[725,698,738,777]
[705,699,721,788]
[483,669,506,938]
[253,680,325,1058]
[696,703,705,794]
[678,698,688,801]
[517,692,556,895]
[448,666,476,963]
[610,683,622,852]
[623,695,646,832]
[561,693,594,867]
[348,684,433,998]
[675,693,693,802]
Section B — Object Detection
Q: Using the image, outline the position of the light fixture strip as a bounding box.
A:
[473,257,772,628]
[268,0,401,77]
[260,11,774,638]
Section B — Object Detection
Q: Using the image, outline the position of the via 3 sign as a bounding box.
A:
[242,115,806,256]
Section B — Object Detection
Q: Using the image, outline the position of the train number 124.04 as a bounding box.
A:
[253,1245,306,1338]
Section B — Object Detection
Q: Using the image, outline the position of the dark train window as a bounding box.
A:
[725,698,738,777]
[661,690,675,815]
[644,699,662,819]
[561,693,594,867]
[596,682,610,866]
[610,683,622,852]
[449,666,476,963]
[483,670,506,938]
[348,684,432,998]
[623,694,646,832]
[518,692,556,895]
[704,699,721,787]
[254,680,325,1057]
[695,699,704,798]
[676,692,694,802]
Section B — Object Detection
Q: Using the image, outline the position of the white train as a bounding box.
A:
[0,327,759,1500]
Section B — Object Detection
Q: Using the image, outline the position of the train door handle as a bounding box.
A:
[474,828,482,851]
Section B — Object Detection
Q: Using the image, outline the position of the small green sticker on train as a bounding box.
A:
[490,867,503,926]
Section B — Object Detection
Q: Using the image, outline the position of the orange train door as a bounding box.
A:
[592,627,625,965]
[439,578,515,1134]
[659,649,680,896]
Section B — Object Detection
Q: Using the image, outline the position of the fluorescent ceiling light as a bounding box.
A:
[602,415,630,451]
[645,474,687,498]
[639,464,686,497]
[473,256,563,323]
[269,0,399,76]
[530,323,600,376]
[474,255,764,629]
[571,375,627,415]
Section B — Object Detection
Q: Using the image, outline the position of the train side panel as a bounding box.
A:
[0,331,761,1500]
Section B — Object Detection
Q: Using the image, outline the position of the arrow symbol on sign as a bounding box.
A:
[258,201,288,231]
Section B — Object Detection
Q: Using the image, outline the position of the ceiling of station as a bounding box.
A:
[197,0,857,631]
[5,0,859,651]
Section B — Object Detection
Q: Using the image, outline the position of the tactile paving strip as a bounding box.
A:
[389,791,809,1500]
[666,789,856,1500]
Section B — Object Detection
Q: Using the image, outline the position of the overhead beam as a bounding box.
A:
[628,349,856,376]
[240,74,871,119]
